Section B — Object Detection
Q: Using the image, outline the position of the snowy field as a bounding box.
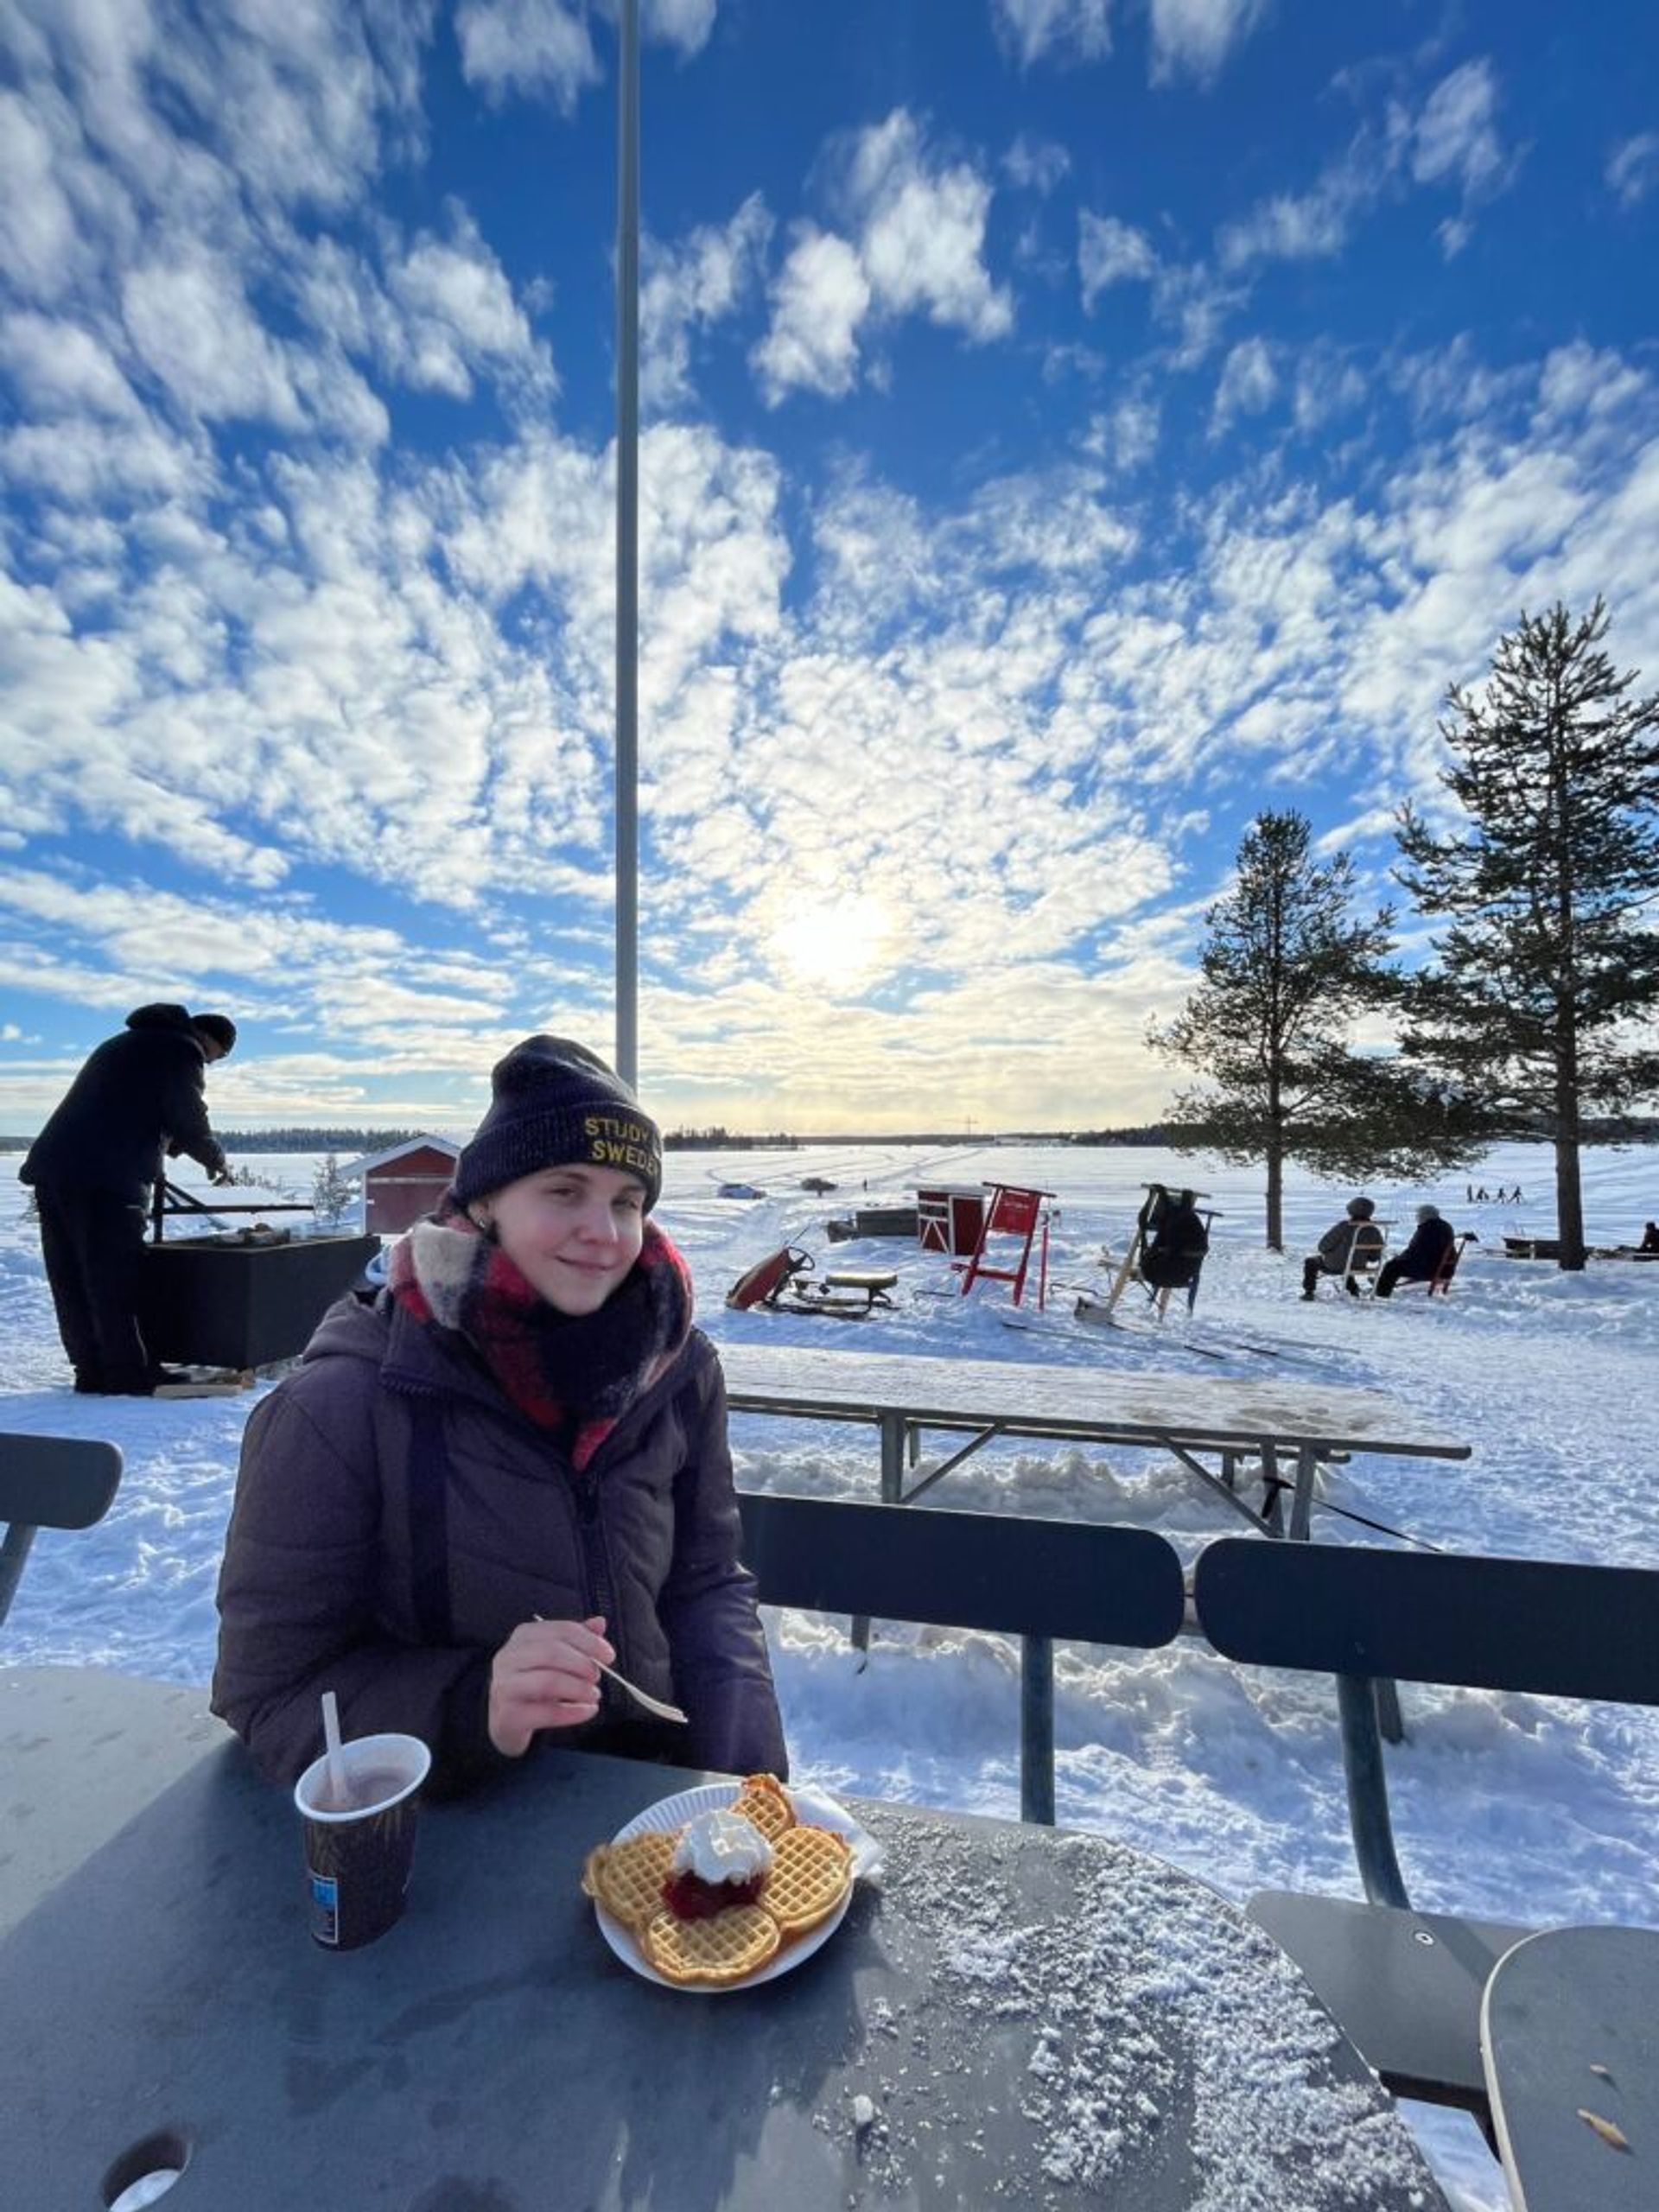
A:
[5,1138,1658,2210]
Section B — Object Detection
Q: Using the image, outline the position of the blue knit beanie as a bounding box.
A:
[453,1036,662,1211]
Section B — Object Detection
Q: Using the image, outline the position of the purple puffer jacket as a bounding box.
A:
[211,1291,787,1795]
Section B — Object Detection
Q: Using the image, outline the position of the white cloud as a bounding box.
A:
[754,111,1012,403]
[1411,59,1518,255]
[0,313,141,418]
[1085,395,1160,471]
[0,89,93,304]
[991,0,1112,70]
[1148,0,1271,88]
[122,251,306,427]
[752,228,872,404]
[1217,175,1359,270]
[645,0,717,53]
[1003,134,1071,194]
[1605,132,1659,209]
[455,0,714,106]
[383,210,556,401]
[1078,212,1158,308]
[1211,335,1278,434]
[454,0,601,110]
[642,194,772,410]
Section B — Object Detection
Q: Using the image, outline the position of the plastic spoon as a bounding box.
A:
[321,1689,349,1807]
[532,1617,688,1724]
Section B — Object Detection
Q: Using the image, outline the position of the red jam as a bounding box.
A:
[662,1869,766,1921]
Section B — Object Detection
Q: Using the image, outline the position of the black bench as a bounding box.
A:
[736,1490,1186,1824]
[1,1433,124,1627]
[1192,1536,1659,2119]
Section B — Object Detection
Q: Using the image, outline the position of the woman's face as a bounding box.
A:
[476,1162,648,1315]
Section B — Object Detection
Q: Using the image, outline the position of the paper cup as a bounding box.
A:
[294,1732,431,1951]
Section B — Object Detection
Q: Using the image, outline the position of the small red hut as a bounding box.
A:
[345,1137,461,1236]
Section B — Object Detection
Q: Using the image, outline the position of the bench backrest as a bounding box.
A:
[736,1491,1185,1824]
[0,1433,124,1628]
[1192,1536,1659,1906]
[1193,1537,1659,1704]
[737,1491,1186,1648]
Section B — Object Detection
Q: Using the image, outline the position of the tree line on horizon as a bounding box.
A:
[1151,598,1659,1269]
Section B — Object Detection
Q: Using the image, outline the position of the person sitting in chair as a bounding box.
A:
[1300,1197,1384,1300]
[1373,1205,1455,1299]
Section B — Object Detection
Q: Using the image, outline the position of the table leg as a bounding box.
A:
[1261,1444,1285,1534]
[1289,1446,1317,1541]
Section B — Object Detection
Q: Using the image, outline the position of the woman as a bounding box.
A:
[212,1036,787,1795]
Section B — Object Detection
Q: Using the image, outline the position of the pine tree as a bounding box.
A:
[1395,599,1659,1270]
[1150,810,1484,1249]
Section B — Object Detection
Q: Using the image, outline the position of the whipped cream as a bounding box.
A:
[671,1808,774,1884]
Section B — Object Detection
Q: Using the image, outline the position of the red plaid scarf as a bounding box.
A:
[387,1205,694,1471]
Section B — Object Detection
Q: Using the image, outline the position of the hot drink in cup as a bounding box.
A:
[294,1732,431,1950]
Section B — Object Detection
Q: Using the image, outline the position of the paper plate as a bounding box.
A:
[594,1781,868,1994]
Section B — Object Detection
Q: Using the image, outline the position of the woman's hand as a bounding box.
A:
[488,1614,613,1757]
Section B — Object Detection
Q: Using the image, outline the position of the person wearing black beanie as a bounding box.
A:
[453,1034,662,1215]
[213,1033,787,1800]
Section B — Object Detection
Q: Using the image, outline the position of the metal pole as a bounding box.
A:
[613,0,639,1088]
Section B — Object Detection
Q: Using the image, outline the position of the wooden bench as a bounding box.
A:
[735,1491,1186,1823]
[1192,1537,1659,2120]
[1,1433,123,1627]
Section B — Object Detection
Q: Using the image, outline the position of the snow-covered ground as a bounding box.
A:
[6,1139,1658,2211]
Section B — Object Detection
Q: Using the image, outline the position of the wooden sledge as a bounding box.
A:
[725,1246,896,1320]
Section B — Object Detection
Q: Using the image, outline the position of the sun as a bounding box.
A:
[771,893,893,995]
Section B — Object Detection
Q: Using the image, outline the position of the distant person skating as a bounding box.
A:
[1373,1205,1455,1299]
[1300,1196,1384,1299]
[19,1004,237,1394]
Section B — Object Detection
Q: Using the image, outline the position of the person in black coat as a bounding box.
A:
[1373,1204,1456,1298]
[20,1004,237,1394]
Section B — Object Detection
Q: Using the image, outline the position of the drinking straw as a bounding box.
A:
[321,1690,347,1808]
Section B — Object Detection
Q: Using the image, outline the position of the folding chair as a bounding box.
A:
[736,1491,1185,1824]
[0,1433,124,1627]
[1192,1537,1659,2119]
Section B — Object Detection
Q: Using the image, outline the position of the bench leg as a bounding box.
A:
[1020,1634,1055,1825]
[1375,1677,1404,1745]
[852,1412,911,1653]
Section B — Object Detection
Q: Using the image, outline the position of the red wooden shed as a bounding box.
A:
[345,1137,461,1236]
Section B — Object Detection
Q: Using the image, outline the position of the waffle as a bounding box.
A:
[761,1824,854,1935]
[581,1829,676,1929]
[731,1772,796,1840]
[641,1902,781,1985]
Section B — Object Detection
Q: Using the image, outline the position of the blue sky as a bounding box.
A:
[3,0,1657,1138]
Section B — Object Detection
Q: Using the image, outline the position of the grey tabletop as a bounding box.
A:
[718,1342,1470,1460]
[1481,1923,1659,2212]
[3,1667,1446,2212]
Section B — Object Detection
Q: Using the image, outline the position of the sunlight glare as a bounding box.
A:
[771,894,892,995]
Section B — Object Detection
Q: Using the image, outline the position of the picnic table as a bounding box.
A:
[719,1343,1470,1541]
[2,1666,1446,2210]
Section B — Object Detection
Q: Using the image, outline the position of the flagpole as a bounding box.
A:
[613,0,639,1087]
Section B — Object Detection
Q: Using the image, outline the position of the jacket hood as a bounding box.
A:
[125,1002,198,1033]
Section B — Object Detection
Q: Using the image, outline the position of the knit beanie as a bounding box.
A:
[1345,1196,1376,1220]
[452,1035,663,1211]
[193,1013,238,1054]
